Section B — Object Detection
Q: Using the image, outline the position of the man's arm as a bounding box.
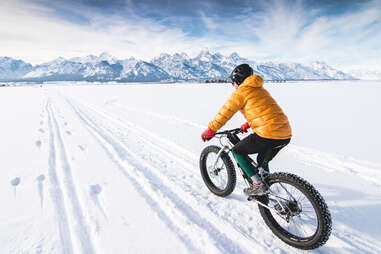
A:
[208,90,245,132]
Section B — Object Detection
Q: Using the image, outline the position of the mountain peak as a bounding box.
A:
[198,49,219,57]
[67,52,117,64]
[0,56,12,61]
[99,52,112,57]
[198,49,211,55]
[158,53,170,58]
[46,56,67,65]
[310,60,328,66]
[172,52,189,60]
[228,52,244,61]
[98,52,117,64]
[196,49,222,62]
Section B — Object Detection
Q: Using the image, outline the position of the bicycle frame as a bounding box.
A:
[212,128,298,220]
[214,128,267,183]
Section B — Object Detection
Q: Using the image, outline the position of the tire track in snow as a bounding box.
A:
[106,104,201,163]
[47,100,97,254]
[333,228,381,254]
[46,100,75,254]
[111,103,205,130]
[285,145,381,187]
[66,97,257,254]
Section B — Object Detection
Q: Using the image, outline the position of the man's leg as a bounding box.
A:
[257,137,291,171]
[232,134,263,178]
[232,152,256,177]
[232,134,269,195]
[233,134,290,196]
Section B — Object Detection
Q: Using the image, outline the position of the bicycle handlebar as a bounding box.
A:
[215,128,242,136]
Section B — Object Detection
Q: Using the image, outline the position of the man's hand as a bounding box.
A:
[240,122,250,133]
[201,128,216,142]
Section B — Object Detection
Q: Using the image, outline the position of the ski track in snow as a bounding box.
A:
[112,103,207,130]
[46,100,75,254]
[46,100,97,254]
[64,94,381,254]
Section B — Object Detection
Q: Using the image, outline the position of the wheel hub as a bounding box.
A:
[213,168,222,176]
[274,200,302,221]
[288,201,302,216]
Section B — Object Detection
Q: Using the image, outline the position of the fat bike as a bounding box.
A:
[199,128,332,250]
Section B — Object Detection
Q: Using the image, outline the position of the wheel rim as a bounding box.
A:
[205,152,228,190]
[268,182,319,239]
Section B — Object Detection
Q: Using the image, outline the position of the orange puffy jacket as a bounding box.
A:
[208,75,292,140]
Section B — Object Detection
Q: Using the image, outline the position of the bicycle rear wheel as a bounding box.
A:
[258,172,332,250]
[199,145,236,197]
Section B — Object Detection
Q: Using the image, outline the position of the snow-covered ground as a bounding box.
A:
[0,81,380,254]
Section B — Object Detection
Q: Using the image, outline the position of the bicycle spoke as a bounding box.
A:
[205,151,229,190]
[269,181,319,239]
[298,214,317,226]
[279,182,297,201]
[297,192,308,204]
[300,211,317,222]
[291,217,308,237]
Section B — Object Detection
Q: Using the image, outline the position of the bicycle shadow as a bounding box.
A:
[317,183,381,253]
[316,183,381,237]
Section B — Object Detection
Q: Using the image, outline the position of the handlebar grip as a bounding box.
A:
[203,135,212,141]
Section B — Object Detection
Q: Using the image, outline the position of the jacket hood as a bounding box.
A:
[240,75,264,88]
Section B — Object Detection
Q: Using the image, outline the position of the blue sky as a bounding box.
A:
[1,0,380,70]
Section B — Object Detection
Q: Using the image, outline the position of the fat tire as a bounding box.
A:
[199,145,236,197]
[259,172,332,250]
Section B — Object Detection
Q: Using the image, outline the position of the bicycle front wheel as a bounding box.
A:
[199,145,236,197]
[258,172,332,250]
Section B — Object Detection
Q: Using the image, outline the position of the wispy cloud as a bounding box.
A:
[0,0,380,70]
[199,11,217,30]
[0,0,215,63]
[236,0,381,69]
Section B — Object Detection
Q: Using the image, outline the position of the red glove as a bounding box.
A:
[240,122,250,133]
[201,128,216,142]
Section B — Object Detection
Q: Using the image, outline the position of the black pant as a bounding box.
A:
[232,133,290,168]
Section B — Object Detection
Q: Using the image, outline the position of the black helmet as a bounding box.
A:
[230,64,253,85]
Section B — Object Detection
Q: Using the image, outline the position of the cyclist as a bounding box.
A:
[201,64,292,196]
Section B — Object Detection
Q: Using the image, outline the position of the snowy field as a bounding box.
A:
[0,81,381,254]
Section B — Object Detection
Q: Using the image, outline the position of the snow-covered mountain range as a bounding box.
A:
[0,57,33,80]
[347,69,381,80]
[0,51,357,82]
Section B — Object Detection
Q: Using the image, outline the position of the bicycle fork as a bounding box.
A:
[212,146,230,170]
